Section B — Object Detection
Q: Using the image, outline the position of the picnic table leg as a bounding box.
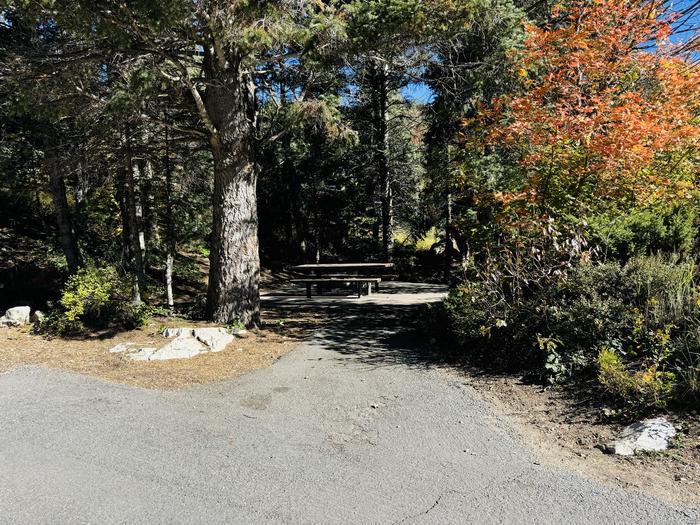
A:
[306,283,311,298]
[366,282,372,296]
[357,282,361,298]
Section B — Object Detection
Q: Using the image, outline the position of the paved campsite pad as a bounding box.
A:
[0,283,697,522]
[0,341,695,521]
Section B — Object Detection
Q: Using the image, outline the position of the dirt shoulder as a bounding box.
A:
[457,370,700,510]
[0,306,322,390]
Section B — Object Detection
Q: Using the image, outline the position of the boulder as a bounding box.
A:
[128,347,159,362]
[123,326,235,361]
[0,306,31,326]
[30,310,45,324]
[109,342,136,354]
[610,417,677,456]
[163,327,194,338]
[146,337,207,361]
[193,327,234,353]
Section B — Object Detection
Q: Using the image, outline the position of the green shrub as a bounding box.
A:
[598,347,676,412]
[669,330,700,404]
[40,265,150,334]
[436,244,700,410]
[587,203,696,260]
[60,265,116,323]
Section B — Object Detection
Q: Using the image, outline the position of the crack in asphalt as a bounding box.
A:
[392,490,464,524]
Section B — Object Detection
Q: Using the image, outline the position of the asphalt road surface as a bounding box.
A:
[0,284,696,524]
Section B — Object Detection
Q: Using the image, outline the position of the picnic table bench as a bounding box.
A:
[290,263,394,298]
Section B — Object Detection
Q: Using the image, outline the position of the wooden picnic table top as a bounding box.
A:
[291,262,394,271]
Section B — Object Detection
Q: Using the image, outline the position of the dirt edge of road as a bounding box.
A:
[455,370,700,511]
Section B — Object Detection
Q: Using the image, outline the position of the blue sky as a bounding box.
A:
[401,82,434,104]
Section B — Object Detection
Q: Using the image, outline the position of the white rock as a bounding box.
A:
[125,326,234,361]
[30,310,45,323]
[193,327,234,353]
[147,337,207,361]
[128,347,158,361]
[611,417,677,456]
[0,306,31,326]
[109,342,136,353]
[163,327,194,338]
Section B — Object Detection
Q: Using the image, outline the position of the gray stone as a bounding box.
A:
[193,327,234,353]
[128,347,158,361]
[109,342,136,354]
[163,327,194,338]
[30,310,45,324]
[125,326,235,361]
[146,337,207,361]
[0,306,31,326]
[611,417,677,456]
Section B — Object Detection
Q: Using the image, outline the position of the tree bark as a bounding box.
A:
[45,143,82,273]
[373,62,393,262]
[203,53,260,327]
[444,143,453,283]
[123,128,145,304]
[163,112,176,309]
[140,158,159,255]
[115,167,132,270]
[444,189,452,283]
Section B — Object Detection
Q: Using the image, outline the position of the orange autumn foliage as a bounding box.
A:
[484,0,700,209]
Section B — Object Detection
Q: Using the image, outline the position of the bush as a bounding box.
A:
[587,203,696,260]
[598,347,676,411]
[436,233,700,411]
[40,265,150,334]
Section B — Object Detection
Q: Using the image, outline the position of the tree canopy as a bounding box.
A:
[1,0,698,331]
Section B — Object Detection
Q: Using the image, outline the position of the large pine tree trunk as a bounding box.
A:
[45,143,82,273]
[204,57,260,327]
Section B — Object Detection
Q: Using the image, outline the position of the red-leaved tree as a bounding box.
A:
[481,0,700,212]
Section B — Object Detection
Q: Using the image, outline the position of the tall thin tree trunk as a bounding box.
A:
[314,213,321,264]
[124,128,145,304]
[141,158,159,253]
[204,57,260,327]
[444,190,452,283]
[45,142,82,273]
[116,167,132,270]
[163,112,176,309]
[444,144,453,283]
[374,63,393,262]
[133,163,147,272]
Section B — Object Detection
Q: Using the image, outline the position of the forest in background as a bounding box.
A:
[1,1,699,412]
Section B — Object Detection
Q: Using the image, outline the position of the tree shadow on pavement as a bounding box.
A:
[264,300,453,370]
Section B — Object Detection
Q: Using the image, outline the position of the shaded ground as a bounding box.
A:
[0,282,697,523]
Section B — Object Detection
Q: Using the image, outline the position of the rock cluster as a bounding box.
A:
[110,327,240,361]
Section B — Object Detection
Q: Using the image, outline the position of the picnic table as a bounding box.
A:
[290,262,394,298]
